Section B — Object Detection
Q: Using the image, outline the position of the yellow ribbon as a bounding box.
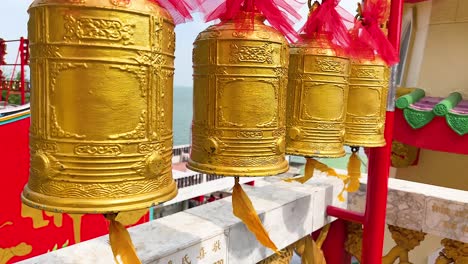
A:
[106,214,142,264]
[232,177,278,253]
[294,225,329,264]
[283,155,362,202]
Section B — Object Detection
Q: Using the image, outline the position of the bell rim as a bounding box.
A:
[186,158,289,177]
[285,149,347,159]
[343,138,387,148]
[21,181,177,214]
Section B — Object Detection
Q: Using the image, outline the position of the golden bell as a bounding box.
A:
[344,57,389,147]
[22,0,177,214]
[286,35,350,158]
[188,12,289,176]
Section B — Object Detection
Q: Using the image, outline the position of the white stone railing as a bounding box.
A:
[349,177,467,244]
[18,176,347,264]
[17,169,468,263]
[172,145,190,163]
[165,169,259,206]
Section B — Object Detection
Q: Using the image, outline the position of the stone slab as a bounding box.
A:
[348,178,468,243]
[19,177,345,264]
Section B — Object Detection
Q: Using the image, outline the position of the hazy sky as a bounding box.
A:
[0,0,358,86]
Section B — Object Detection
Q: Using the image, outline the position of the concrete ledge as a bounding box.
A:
[19,176,346,264]
[349,178,468,243]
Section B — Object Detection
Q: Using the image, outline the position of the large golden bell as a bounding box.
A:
[344,57,389,147]
[22,0,177,214]
[286,35,350,158]
[188,12,289,176]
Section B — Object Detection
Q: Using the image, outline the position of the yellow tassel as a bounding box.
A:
[346,151,361,193]
[106,214,142,264]
[295,235,326,264]
[284,158,345,183]
[232,177,278,253]
[283,158,317,183]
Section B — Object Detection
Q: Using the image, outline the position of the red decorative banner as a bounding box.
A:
[0,118,149,263]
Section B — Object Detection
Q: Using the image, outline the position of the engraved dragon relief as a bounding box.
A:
[229,43,274,64]
[63,15,135,45]
[108,110,147,140]
[50,106,86,139]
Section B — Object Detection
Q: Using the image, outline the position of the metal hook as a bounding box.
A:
[308,0,320,11]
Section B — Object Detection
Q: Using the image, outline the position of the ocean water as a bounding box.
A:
[173,86,193,145]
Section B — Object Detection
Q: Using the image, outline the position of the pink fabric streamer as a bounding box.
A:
[351,0,399,65]
[197,0,305,42]
[300,0,353,55]
[149,0,198,24]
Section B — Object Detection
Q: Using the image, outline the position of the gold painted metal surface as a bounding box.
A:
[188,13,289,176]
[344,57,389,147]
[286,35,350,158]
[22,0,177,214]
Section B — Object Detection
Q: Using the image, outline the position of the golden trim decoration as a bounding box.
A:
[50,106,86,139]
[108,111,147,140]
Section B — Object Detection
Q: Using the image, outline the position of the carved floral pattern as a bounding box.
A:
[63,15,135,45]
[74,144,122,156]
[351,67,378,79]
[314,58,345,73]
[230,43,274,64]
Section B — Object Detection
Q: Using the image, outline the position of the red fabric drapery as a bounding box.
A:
[350,0,399,65]
[196,0,304,42]
[299,0,354,55]
[149,0,199,24]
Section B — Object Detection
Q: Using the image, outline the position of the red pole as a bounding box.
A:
[20,37,26,105]
[360,0,403,263]
[315,220,352,264]
[326,206,364,224]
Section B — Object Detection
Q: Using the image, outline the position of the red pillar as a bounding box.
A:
[19,37,26,105]
[360,0,403,263]
[314,220,352,264]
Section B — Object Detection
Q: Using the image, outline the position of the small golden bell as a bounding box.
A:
[344,57,389,147]
[188,12,290,176]
[286,34,350,158]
